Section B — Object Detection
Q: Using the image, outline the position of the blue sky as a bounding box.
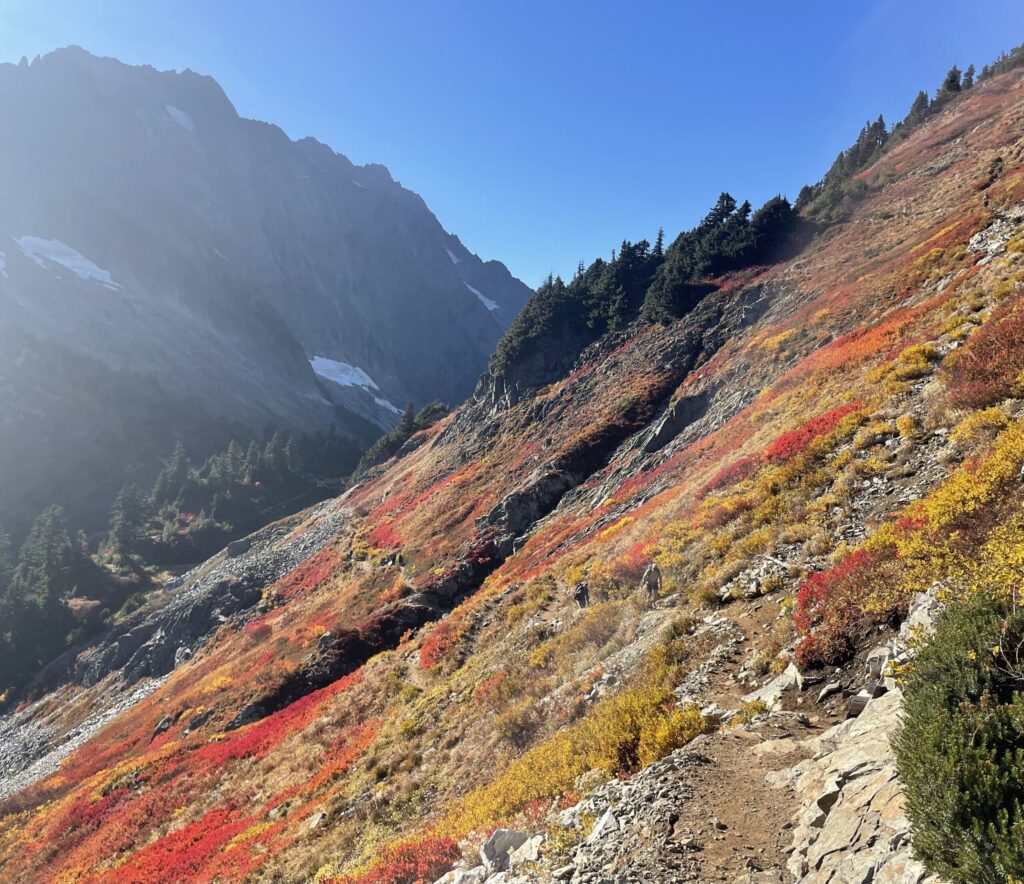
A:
[2,1,1023,287]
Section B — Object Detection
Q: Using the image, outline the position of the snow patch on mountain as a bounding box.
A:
[14,236,121,289]
[445,248,461,266]
[464,281,499,311]
[0,251,7,279]
[165,104,194,131]
[309,356,380,390]
[373,396,402,415]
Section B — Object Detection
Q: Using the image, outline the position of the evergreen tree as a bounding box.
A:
[414,401,450,430]
[226,440,244,479]
[751,196,796,258]
[795,184,816,210]
[263,431,288,474]
[153,441,189,505]
[398,403,416,439]
[10,505,75,609]
[244,440,262,481]
[108,484,149,555]
[654,228,665,257]
[963,63,975,89]
[904,90,931,127]
[940,65,962,95]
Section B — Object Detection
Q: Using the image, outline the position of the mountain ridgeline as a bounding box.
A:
[0,46,531,537]
[485,55,1011,407]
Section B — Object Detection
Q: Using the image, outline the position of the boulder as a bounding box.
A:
[509,833,544,867]
[183,707,213,734]
[150,714,173,741]
[816,682,841,704]
[226,537,252,557]
[587,808,620,844]
[433,868,488,884]
[480,829,528,873]
[741,663,801,710]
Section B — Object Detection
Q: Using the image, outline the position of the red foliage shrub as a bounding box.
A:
[609,538,656,586]
[368,521,402,550]
[276,545,343,600]
[244,620,273,642]
[323,835,460,884]
[419,618,465,670]
[193,669,362,768]
[765,402,861,463]
[473,670,508,703]
[793,549,877,667]
[90,806,248,884]
[699,454,763,496]
[944,294,1024,408]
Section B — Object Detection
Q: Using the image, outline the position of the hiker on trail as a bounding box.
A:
[573,580,590,609]
[641,562,662,606]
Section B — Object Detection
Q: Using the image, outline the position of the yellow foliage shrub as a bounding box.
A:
[442,669,708,835]
[853,420,896,450]
[892,343,940,381]
[762,328,799,352]
[950,406,1010,448]
[895,414,919,440]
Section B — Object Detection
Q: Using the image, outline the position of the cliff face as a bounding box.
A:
[0,46,532,530]
[2,63,1024,884]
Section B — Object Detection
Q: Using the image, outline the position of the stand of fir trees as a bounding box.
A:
[0,427,364,701]
[355,401,450,475]
[108,428,362,567]
[491,191,799,384]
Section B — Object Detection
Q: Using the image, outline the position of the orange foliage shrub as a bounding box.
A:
[324,835,460,884]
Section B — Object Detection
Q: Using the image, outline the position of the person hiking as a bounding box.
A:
[572,580,590,609]
[640,562,662,607]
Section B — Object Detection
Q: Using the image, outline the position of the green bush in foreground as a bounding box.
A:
[895,595,1024,883]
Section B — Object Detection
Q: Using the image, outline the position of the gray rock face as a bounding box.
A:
[785,691,939,883]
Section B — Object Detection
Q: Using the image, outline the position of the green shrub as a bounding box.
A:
[895,594,1024,883]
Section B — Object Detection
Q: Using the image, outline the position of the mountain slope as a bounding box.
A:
[4,58,1024,884]
[0,46,531,532]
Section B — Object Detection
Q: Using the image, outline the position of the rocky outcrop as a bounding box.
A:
[641,391,711,453]
[779,690,938,883]
[29,502,351,693]
[778,591,945,883]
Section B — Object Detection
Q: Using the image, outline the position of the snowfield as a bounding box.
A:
[464,281,500,311]
[0,251,7,279]
[310,356,403,416]
[445,248,461,266]
[165,104,195,131]
[14,236,121,289]
[310,356,380,390]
